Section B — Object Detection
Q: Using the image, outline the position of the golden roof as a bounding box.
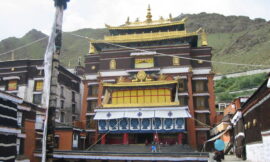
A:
[105,18,187,30]
[105,5,188,30]
[103,30,197,43]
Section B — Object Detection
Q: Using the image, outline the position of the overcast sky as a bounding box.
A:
[0,0,269,40]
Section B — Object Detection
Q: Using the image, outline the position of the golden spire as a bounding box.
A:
[201,29,208,46]
[89,41,97,54]
[126,17,130,25]
[169,13,172,21]
[146,4,152,23]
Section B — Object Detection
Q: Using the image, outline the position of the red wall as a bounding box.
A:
[55,130,73,150]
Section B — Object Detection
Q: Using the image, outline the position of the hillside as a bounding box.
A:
[215,73,267,102]
[0,13,270,73]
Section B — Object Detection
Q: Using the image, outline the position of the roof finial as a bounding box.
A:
[169,13,172,21]
[126,17,130,25]
[201,29,208,46]
[146,4,152,23]
[89,41,96,54]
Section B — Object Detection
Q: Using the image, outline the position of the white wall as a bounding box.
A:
[246,132,270,162]
[17,85,27,101]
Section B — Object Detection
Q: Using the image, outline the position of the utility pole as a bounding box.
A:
[41,0,69,162]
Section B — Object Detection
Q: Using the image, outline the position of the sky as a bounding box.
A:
[0,0,270,41]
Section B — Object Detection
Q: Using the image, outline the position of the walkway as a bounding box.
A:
[209,154,251,162]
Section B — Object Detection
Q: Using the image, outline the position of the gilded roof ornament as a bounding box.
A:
[137,70,147,82]
[110,59,116,69]
[159,16,164,21]
[201,29,208,46]
[196,28,208,46]
[146,4,152,23]
[126,17,130,25]
[89,41,97,54]
[169,13,173,21]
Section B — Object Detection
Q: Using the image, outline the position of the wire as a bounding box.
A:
[68,33,270,68]
[86,118,123,150]
[0,36,48,57]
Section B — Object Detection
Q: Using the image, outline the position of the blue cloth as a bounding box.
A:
[214,139,225,151]
[151,145,157,152]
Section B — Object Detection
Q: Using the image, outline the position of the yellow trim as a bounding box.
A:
[106,20,185,30]
[104,30,197,43]
[103,102,179,108]
[103,80,177,87]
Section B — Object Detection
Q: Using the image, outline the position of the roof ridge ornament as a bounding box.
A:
[126,17,130,25]
[169,13,173,21]
[146,4,152,23]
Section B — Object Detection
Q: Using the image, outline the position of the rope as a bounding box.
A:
[0,36,48,57]
[68,33,270,68]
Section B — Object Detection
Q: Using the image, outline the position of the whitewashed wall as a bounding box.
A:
[246,132,270,162]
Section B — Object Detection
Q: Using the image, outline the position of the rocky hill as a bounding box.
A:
[0,13,270,74]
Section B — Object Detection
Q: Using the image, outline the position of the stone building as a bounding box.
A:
[0,90,45,162]
[0,59,82,124]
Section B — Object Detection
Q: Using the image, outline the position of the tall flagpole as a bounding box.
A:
[41,1,69,162]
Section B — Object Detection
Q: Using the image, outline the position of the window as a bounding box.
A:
[7,80,18,91]
[72,91,75,102]
[88,85,98,96]
[60,112,65,123]
[195,114,209,126]
[87,101,97,112]
[196,97,205,109]
[17,112,22,127]
[195,97,209,109]
[72,103,76,114]
[178,80,186,92]
[195,81,204,92]
[60,100,64,109]
[33,94,42,105]
[135,57,154,68]
[72,134,78,148]
[179,97,188,106]
[193,80,208,92]
[72,116,76,122]
[54,136,59,148]
[60,86,64,97]
[34,80,43,91]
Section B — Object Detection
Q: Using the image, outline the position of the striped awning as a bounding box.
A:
[94,108,191,120]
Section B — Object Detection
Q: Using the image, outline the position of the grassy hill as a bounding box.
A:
[0,13,270,74]
[215,73,267,102]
